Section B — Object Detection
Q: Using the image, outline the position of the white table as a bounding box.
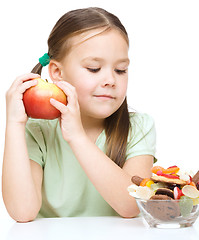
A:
[1,216,199,240]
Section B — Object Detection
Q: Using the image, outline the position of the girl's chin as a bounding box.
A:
[81,103,122,119]
[89,109,118,119]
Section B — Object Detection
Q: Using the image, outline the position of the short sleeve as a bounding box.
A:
[25,119,47,168]
[126,113,156,161]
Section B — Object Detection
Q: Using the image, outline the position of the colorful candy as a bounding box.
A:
[135,186,154,200]
[179,196,193,217]
[128,165,199,221]
[174,186,183,200]
[140,178,151,187]
[151,165,179,175]
[182,185,199,199]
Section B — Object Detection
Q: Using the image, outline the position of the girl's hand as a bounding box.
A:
[6,73,40,125]
[50,81,85,144]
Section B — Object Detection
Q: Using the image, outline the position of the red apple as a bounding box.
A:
[23,78,67,120]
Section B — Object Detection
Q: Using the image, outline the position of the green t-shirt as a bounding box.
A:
[25,112,156,218]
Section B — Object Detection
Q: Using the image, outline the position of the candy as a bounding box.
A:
[151,165,180,175]
[155,188,174,199]
[182,185,199,199]
[148,195,181,221]
[140,178,151,187]
[136,186,154,200]
[156,171,180,179]
[127,184,138,193]
[161,173,179,179]
[192,171,199,184]
[174,186,183,200]
[179,196,193,217]
[151,175,186,185]
[131,176,143,186]
[151,166,165,174]
[127,166,199,220]
[192,198,199,206]
[178,173,191,182]
[156,170,163,175]
[150,182,166,191]
[163,166,180,174]
[189,181,196,188]
[167,165,178,168]
[146,180,154,188]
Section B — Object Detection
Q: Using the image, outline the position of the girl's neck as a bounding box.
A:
[80,114,105,143]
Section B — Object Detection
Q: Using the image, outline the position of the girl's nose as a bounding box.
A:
[102,70,116,87]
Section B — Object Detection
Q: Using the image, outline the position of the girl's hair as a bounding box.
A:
[32,7,131,168]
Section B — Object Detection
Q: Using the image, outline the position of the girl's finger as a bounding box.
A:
[56,81,76,96]
[17,79,38,94]
[50,98,68,115]
[55,80,75,91]
[11,73,40,89]
[55,81,78,108]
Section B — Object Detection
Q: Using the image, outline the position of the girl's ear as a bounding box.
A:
[48,60,63,82]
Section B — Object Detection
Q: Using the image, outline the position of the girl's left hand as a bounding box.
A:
[50,81,85,144]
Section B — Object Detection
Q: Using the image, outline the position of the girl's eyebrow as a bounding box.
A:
[81,56,130,65]
[115,58,130,65]
[81,57,104,63]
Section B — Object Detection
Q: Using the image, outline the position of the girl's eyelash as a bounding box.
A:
[115,69,127,74]
[87,68,100,73]
[86,68,127,74]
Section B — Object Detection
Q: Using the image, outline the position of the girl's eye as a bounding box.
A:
[115,69,127,75]
[87,68,101,73]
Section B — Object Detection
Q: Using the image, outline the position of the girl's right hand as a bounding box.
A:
[6,73,40,125]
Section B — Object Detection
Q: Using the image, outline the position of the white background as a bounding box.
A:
[0,0,199,220]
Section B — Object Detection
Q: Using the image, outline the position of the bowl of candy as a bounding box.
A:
[128,166,199,228]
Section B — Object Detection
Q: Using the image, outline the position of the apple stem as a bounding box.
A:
[45,79,48,82]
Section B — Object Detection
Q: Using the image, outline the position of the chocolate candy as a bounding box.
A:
[147,195,181,221]
[193,171,199,185]
[131,176,144,186]
[155,188,174,199]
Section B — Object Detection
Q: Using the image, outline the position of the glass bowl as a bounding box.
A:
[135,197,199,228]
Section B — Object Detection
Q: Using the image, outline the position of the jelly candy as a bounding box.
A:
[192,198,199,206]
[127,184,138,193]
[146,180,154,188]
[151,166,165,174]
[140,178,151,187]
[174,186,183,200]
[182,185,199,199]
[136,186,154,200]
[150,182,166,191]
[163,166,179,174]
[179,196,193,217]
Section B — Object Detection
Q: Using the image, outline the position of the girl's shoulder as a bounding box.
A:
[128,111,156,142]
[129,112,155,129]
[126,112,156,162]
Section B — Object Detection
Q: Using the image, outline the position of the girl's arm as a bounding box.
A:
[50,81,153,218]
[2,74,43,222]
[69,136,153,218]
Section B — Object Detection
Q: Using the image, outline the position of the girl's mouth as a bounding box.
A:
[94,95,115,99]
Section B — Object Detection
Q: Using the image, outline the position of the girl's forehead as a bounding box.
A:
[62,28,129,64]
[69,27,128,50]
[71,27,109,45]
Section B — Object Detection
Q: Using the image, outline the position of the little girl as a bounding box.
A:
[2,7,156,222]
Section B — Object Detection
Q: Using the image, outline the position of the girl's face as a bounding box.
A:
[61,28,129,120]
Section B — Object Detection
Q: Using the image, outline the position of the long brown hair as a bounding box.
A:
[31,7,131,168]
